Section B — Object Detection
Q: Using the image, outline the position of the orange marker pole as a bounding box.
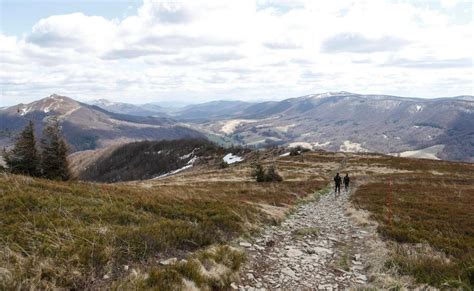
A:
[387,177,392,226]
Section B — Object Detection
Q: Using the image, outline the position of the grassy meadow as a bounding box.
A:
[1,148,473,289]
[349,154,474,288]
[0,150,331,289]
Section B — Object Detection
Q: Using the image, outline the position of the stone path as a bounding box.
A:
[235,187,382,290]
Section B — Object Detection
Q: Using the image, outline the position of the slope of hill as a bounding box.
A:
[2,149,472,289]
[0,148,329,290]
[195,92,474,162]
[174,100,255,121]
[77,139,239,182]
[0,94,205,152]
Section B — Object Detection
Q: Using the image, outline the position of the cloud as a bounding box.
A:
[26,13,117,52]
[138,0,193,24]
[382,57,473,69]
[321,33,409,53]
[263,40,301,50]
[102,47,176,60]
[0,0,473,106]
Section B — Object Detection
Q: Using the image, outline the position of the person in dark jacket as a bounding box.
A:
[343,173,350,191]
[334,173,342,197]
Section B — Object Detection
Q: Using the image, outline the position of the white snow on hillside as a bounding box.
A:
[339,140,368,153]
[288,142,313,149]
[395,144,444,160]
[152,156,197,179]
[223,153,243,164]
[313,141,330,148]
[416,105,422,112]
[279,152,291,157]
[19,106,32,116]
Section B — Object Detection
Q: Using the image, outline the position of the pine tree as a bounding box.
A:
[40,119,71,181]
[4,120,40,176]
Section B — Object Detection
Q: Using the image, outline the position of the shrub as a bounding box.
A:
[251,163,283,182]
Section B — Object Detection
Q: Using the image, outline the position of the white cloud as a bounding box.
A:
[0,0,472,106]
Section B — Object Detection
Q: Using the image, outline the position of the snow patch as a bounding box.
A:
[19,106,32,116]
[339,140,368,153]
[382,134,388,139]
[223,153,243,164]
[279,152,291,157]
[288,142,313,149]
[313,141,330,148]
[152,156,197,179]
[416,105,422,112]
[392,145,444,160]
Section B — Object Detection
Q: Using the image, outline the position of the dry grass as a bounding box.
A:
[349,155,474,288]
[0,150,335,289]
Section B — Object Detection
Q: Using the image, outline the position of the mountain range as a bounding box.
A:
[0,94,204,152]
[1,92,473,162]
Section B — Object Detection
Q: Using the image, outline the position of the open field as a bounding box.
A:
[349,154,474,288]
[0,150,333,289]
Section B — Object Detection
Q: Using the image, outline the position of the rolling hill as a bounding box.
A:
[193,92,474,162]
[0,94,205,152]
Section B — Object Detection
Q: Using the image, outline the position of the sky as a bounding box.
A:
[0,0,473,106]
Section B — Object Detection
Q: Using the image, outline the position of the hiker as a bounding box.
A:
[344,173,350,191]
[334,173,342,196]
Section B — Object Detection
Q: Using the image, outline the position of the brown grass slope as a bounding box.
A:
[0,149,332,289]
[349,154,474,288]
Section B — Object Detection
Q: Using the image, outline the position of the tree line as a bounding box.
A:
[2,119,71,181]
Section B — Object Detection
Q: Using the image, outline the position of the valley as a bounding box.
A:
[2,92,472,162]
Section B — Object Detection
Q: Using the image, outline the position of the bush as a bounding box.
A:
[251,163,283,182]
[219,161,229,169]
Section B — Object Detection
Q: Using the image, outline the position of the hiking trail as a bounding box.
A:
[235,177,393,290]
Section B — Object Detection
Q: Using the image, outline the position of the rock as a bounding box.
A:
[281,267,296,277]
[305,248,316,254]
[356,274,367,281]
[230,282,239,290]
[103,274,110,279]
[160,258,177,265]
[286,248,303,257]
[240,242,252,248]
[314,247,333,255]
[354,254,361,260]
[255,245,265,251]
[246,273,255,280]
[265,240,275,248]
[318,284,333,290]
[123,265,129,271]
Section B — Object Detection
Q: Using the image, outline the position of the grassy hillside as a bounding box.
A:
[0,149,332,289]
[2,148,472,289]
[349,155,474,288]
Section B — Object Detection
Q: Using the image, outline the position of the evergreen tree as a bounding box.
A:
[4,120,40,176]
[40,119,71,181]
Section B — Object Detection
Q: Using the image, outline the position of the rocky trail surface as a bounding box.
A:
[235,186,391,291]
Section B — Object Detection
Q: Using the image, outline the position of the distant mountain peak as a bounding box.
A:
[307,91,354,99]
